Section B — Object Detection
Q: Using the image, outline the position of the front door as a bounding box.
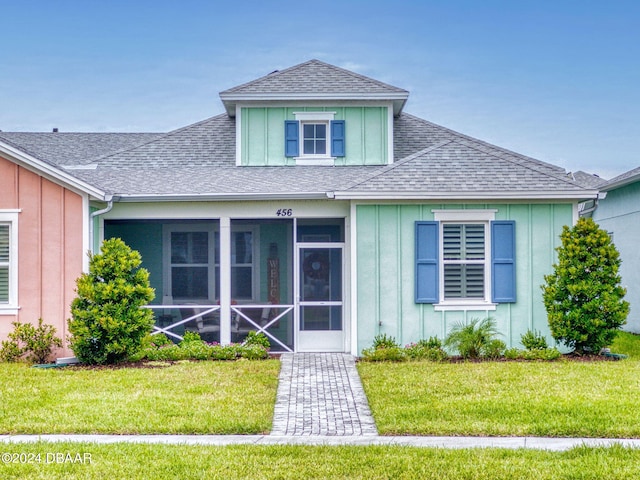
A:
[296,244,344,352]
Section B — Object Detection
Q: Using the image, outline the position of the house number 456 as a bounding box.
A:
[276,208,293,217]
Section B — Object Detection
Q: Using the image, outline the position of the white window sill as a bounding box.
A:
[295,157,335,166]
[0,306,20,315]
[434,302,497,312]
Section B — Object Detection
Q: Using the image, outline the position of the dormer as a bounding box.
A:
[219,60,409,167]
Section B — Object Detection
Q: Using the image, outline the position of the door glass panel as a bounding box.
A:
[300,306,342,331]
[300,248,341,302]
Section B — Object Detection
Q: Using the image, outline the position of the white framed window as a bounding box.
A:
[434,210,496,310]
[225,227,259,301]
[302,122,328,156]
[163,224,216,303]
[442,223,488,300]
[285,112,345,165]
[416,211,516,309]
[163,223,259,304]
[0,211,19,314]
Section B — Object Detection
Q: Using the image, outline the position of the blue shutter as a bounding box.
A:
[491,220,516,303]
[330,120,345,157]
[415,221,439,303]
[284,120,299,157]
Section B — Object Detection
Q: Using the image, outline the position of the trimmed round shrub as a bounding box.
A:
[542,217,629,354]
[68,238,155,365]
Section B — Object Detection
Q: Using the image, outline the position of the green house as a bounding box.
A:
[0,60,598,355]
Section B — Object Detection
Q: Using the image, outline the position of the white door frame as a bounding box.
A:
[294,242,345,352]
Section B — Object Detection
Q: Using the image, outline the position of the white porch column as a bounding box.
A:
[219,217,231,344]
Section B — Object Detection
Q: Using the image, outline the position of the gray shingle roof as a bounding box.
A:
[0,132,161,167]
[600,166,640,191]
[341,135,589,196]
[220,59,408,96]
[1,112,594,199]
[219,59,409,116]
[0,60,597,201]
[570,170,608,189]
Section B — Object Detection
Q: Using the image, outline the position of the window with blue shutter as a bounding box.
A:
[284,120,299,157]
[491,220,516,303]
[415,221,439,303]
[331,120,345,157]
[442,224,485,299]
[285,118,346,159]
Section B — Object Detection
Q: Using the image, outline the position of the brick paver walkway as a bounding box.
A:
[271,353,378,436]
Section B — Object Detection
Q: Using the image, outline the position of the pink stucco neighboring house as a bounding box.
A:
[0,139,127,357]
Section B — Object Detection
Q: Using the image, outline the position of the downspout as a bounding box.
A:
[89,195,114,253]
[578,192,607,218]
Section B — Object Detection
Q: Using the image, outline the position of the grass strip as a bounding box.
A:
[0,442,639,480]
[0,360,279,434]
[359,332,640,437]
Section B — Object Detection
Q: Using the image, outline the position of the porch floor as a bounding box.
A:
[271,353,378,436]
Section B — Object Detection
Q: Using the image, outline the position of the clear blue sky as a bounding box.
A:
[1,0,638,179]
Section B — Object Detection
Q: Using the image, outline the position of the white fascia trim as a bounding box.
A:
[113,192,332,202]
[0,141,107,200]
[221,92,409,102]
[221,93,408,115]
[331,190,599,201]
[601,174,640,192]
[235,104,242,166]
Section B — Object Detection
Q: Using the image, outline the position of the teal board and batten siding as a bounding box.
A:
[240,106,388,166]
[593,181,640,332]
[355,203,573,355]
[104,222,164,305]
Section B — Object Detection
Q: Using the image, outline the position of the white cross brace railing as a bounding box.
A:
[143,304,294,352]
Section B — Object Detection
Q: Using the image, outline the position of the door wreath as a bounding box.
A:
[303,251,329,280]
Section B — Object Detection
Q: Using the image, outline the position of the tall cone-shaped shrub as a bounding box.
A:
[69,238,155,364]
[542,217,628,354]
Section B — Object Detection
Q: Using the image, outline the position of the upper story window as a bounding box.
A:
[303,123,327,155]
[285,112,345,165]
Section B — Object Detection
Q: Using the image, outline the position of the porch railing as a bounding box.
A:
[144,304,294,352]
[231,305,294,352]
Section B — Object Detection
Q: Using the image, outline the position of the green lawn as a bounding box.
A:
[0,360,279,434]
[2,335,640,477]
[0,442,639,480]
[358,332,640,437]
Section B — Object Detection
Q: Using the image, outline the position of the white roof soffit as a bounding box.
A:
[220,93,409,116]
[0,140,107,200]
[330,190,600,201]
[602,173,640,192]
[112,192,331,202]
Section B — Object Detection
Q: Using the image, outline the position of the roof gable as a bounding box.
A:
[335,133,592,199]
[219,59,409,116]
[601,166,640,191]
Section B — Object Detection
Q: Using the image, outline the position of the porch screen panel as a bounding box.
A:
[442,224,485,299]
[171,231,209,300]
[231,231,253,300]
[0,224,9,302]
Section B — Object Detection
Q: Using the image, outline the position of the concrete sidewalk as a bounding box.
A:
[2,434,639,451]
